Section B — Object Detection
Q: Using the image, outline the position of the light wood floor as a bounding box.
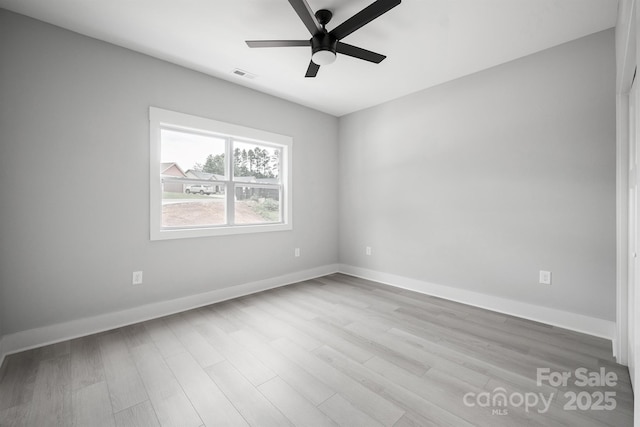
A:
[0,273,634,426]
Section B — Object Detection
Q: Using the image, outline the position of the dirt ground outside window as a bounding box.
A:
[162,199,275,227]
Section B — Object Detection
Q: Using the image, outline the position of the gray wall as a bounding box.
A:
[338,29,616,320]
[0,10,339,336]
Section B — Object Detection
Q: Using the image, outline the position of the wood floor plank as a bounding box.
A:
[315,345,508,427]
[258,376,338,427]
[179,308,211,327]
[204,303,246,333]
[142,318,186,359]
[482,315,613,362]
[222,300,294,342]
[163,313,225,368]
[70,335,105,391]
[346,322,490,387]
[316,347,473,427]
[398,322,592,396]
[263,288,320,320]
[316,318,430,376]
[25,357,71,427]
[305,279,399,314]
[129,343,202,427]
[28,341,72,362]
[230,299,324,351]
[206,360,293,427]
[271,337,405,426]
[307,281,373,309]
[318,393,384,427]
[120,323,154,349]
[164,351,248,427]
[308,280,442,337]
[388,306,575,381]
[0,353,38,411]
[0,403,30,427]
[403,301,608,370]
[255,296,374,363]
[194,318,276,386]
[98,331,148,413]
[114,401,160,427]
[435,327,582,384]
[396,305,531,354]
[387,326,541,391]
[391,411,448,427]
[230,328,336,406]
[71,381,115,427]
[281,288,361,326]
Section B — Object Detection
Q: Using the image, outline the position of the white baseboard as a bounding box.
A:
[0,264,339,366]
[338,264,616,341]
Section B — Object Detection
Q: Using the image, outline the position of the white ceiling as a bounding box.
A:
[0,0,618,116]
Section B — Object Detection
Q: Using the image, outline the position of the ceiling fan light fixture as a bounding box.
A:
[310,32,337,66]
[311,49,336,66]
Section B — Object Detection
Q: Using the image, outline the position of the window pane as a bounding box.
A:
[234,186,281,224]
[160,128,227,228]
[162,187,226,228]
[233,141,280,184]
[161,128,226,178]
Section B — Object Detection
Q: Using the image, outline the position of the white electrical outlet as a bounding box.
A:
[539,270,551,285]
[132,271,143,285]
[366,246,372,256]
[295,248,300,257]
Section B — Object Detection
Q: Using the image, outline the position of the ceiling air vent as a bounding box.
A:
[232,68,257,79]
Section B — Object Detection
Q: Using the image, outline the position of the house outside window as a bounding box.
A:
[150,107,292,240]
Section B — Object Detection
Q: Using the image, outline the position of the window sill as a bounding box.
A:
[150,222,293,241]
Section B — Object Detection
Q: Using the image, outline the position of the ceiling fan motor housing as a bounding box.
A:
[311,32,337,65]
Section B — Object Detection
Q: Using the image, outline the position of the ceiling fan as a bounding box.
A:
[245,0,401,77]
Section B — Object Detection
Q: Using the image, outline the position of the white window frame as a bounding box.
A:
[149,107,293,240]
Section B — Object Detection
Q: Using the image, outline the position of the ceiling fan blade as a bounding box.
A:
[337,42,386,63]
[305,61,320,77]
[330,0,401,40]
[288,0,322,35]
[246,40,310,48]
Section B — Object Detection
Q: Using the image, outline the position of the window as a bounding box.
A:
[150,107,292,240]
